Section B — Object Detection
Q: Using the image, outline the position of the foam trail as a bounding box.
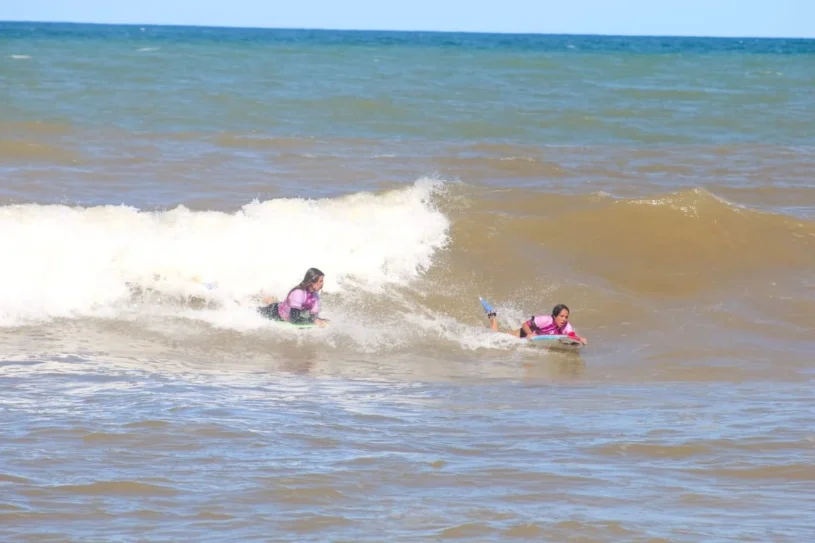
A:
[0,179,450,326]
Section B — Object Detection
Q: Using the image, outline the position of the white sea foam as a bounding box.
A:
[0,179,450,326]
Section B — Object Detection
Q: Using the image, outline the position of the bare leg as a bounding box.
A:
[488,315,522,337]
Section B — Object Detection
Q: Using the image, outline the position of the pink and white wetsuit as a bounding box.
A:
[523,315,579,338]
[277,288,321,323]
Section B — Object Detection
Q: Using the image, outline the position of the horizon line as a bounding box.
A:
[2,18,814,41]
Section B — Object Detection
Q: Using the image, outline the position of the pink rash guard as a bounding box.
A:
[277,288,321,323]
[524,315,577,338]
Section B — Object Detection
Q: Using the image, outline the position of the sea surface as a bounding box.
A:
[1,22,814,542]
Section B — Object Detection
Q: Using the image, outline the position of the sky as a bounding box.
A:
[1,0,813,39]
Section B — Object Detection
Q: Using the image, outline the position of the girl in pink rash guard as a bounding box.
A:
[488,303,587,345]
[258,268,329,327]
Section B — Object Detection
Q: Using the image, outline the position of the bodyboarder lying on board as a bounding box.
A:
[486,302,587,345]
[258,268,329,327]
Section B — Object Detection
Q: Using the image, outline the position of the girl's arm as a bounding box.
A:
[566,330,588,345]
[288,308,316,325]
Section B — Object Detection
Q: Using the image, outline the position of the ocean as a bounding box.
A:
[1,22,814,541]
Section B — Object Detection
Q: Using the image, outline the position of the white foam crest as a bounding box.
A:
[0,179,450,326]
[400,310,528,352]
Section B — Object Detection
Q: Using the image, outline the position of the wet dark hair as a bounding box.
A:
[290,267,325,295]
[551,304,570,318]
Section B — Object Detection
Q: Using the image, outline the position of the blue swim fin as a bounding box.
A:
[479,297,496,317]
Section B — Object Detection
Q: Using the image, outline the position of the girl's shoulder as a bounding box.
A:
[533,314,553,326]
[287,287,308,300]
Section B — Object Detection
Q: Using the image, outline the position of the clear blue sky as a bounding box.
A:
[2,0,813,38]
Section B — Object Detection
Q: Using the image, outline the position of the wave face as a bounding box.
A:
[0,180,449,326]
[2,180,812,362]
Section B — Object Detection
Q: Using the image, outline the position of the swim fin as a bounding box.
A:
[479,297,497,318]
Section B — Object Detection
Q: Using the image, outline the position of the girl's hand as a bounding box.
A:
[315,318,329,328]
